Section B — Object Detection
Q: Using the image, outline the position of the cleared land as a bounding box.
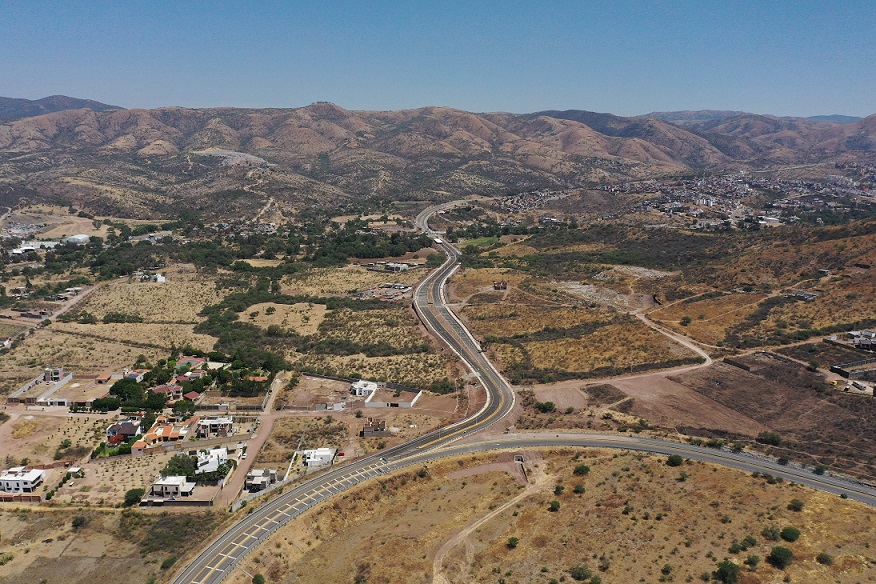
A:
[229,449,876,584]
[671,353,876,478]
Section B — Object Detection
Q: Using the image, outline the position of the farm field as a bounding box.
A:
[671,353,876,479]
[229,449,876,584]
[281,264,425,296]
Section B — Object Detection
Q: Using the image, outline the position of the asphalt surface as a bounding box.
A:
[173,202,876,584]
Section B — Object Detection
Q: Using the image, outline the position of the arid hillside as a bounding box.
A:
[1,103,873,217]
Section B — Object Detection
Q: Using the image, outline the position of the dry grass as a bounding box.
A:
[464,303,613,338]
[0,328,165,393]
[54,322,217,352]
[523,322,699,373]
[75,278,226,323]
[229,449,876,584]
[245,302,328,336]
[282,265,424,296]
[649,293,768,345]
[316,307,430,353]
[0,414,105,466]
[291,352,449,388]
[447,267,528,302]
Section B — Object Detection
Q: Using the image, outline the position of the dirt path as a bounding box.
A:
[634,313,713,366]
[432,464,547,584]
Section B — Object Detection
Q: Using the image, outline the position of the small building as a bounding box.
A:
[361,417,390,437]
[150,475,195,498]
[63,234,91,245]
[350,380,378,397]
[106,419,142,440]
[302,448,336,467]
[151,384,183,400]
[245,468,278,492]
[182,391,201,402]
[0,467,45,493]
[124,369,149,382]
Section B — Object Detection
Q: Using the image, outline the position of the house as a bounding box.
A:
[124,369,149,382]
[0,467,45,493]
[197,416,233,438]
[302,448,336,467]
[245,468,278,492]
[183,391,201,402]
[151,384,184,400]
[195,448,228,474]
[350,380,378,397]
[106,419,142,440]
[132,416,199,455]
[95,374,113,384]
[150,475,195,498]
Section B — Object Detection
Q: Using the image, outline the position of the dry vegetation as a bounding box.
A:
[53,322,217,352]
[229,449,876,584]
[257,416,349,465]
[282,265,424,296]
[0,507,226,584]
[291,352,450,388]
[245,302,328,336]
[74,276,227,323]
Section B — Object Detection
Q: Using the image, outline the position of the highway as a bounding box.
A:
[174,202,876,583]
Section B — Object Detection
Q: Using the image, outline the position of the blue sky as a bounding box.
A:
[1,1,873,117]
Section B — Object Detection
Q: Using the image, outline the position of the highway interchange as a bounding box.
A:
[174,201,876,584]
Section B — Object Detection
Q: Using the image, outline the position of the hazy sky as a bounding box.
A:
[2,1,873,117]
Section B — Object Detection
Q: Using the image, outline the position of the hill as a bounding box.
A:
[0,95,121,121]
[0,103,873,218]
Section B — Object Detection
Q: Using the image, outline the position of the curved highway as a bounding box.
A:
[174,202,876,583]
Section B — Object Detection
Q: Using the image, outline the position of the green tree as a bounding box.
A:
[568,564,592,581]
[124,488,145,507]
[162,454,197,478]
[680,315,692,326]
[573,464,590,476]
[549,500,561,512]
[767,546,793,569]
[506,536,519,549]
[713,559,740,583]
[252,575,265,584]
[554,485,565,496]
[71,515,87,530]
[744,554,760,571]
[787,499,804,512]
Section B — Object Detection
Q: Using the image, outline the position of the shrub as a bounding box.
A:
[756,431,781,446]
[554,485,565,496]
[71,515,87,530]
[573,464,590,476]
[573,484,585,494]
[780,526,800,542]
[549,501,561,512]
[568,564,592,581]
[761,525,781,541]
[666,454,684,467]
[787,499,804,512]
[160,556,178,570]
[252,575,265,584]
[506,536,519,549]
[816,552,833,565]
[768,546,794,569]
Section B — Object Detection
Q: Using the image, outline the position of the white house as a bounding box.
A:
[245,468,278,492]
[302,448,336,467]
[150,475,195,498]
[0,467,45,493]
[350,380,378,397]
[196,447,229,474]
[197,416,233,438]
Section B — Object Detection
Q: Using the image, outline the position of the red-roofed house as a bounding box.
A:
[183,391,201,402]
[151,384,183,400]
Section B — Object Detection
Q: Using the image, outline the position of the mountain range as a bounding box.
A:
[0,96,873,218]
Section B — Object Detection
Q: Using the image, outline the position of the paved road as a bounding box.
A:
[173,202,876,584]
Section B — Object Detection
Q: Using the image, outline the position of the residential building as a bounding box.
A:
[0,467,45,493]
[150,475,195,498]
[302,448,336,467]
[245,468,278,492]
[197,416,233,438]
[196,448,229,474]
[350,380,378,397]
[106,419,142,440]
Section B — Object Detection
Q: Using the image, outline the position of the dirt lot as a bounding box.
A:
[229,449,876,584]
[0,411,105,468]
[672,353,876,478]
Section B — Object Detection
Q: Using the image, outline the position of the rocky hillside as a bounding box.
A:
[0,103,873,217]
